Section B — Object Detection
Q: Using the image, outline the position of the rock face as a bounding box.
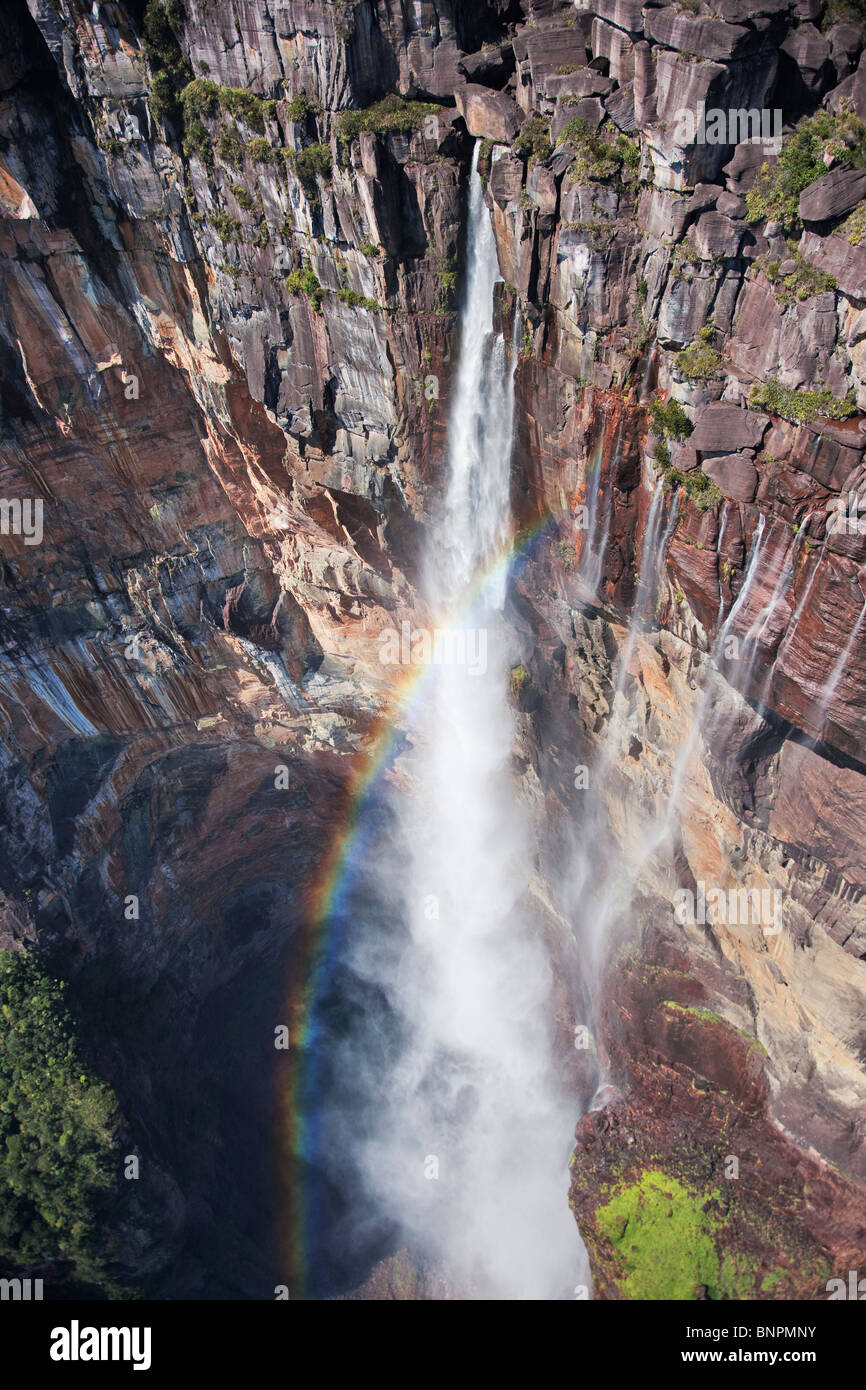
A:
[1,0,866,1302]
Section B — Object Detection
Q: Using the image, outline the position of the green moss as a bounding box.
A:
[749,377,858,424]
[288,142,333,192]
[284,91,319,123]
[597,1170,726,1299]
[509,664,531,693]
[143,0,192,123]
[840,200,866,246]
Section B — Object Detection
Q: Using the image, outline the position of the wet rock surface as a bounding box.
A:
[0,0,865,1299]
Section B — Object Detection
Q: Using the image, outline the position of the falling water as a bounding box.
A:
[812,589,866,743]
[355,145,586,1299]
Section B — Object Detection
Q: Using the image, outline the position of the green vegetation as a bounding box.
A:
[0,950,121,1288]
[558,116,640,186]
[142,0,192,123]
[217,125,246,165]
[230,183,255,211]
[335,94,442,146]
[288,143,333,194]
[649,394,693,442]
[755,250,836,302]
[247,136,279,164]
[337,287,380,311]
[746,110,866,234]
[513,116,552,166]
[596,1170,749,1299]
[180,78,277,165]
[821,0,866,40]
[210,211,242,240]
[509,665,531,695]
[360,240,381,257]
[286,264,324,313]
[649,394,720,510]
[840,200,866,246]
[677,324,722,382]
[284,91,319,123]
[749,377,858,424]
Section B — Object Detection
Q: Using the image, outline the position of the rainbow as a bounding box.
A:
[277,510,563,1297]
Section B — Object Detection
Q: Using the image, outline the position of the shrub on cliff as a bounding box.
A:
[649,395,693,442]
[558,117,640,186]
[143,0,192,124]
[513,116,552,167]
[0,950,121,1288]
[746,110,866,234]
[286,265,324,313]
[748,377,858,424]
[676,325,722,382]
[335,95,442,148]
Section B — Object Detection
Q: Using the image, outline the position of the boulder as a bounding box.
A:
[799,166,866,225]
[454,84,522,142]
[702,451,759,502]
[458,45,515,86]
[690,210,744,260]
[827,23,863,81]
[779,23,832,99]
[723,141,777,195]
[716,189,747,218]
[552,97,603,141]
[690,402,770,452]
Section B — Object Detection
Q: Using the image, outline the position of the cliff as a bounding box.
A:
[0,0,865,1297]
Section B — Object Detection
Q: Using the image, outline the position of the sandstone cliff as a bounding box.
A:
[1,0,865,1298]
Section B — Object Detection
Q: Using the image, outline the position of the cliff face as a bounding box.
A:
[1,0,865,1297]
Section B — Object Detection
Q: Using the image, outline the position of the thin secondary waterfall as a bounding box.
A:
[358,145,586,1298]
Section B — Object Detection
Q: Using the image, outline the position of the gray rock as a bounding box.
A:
[690,210,744,259]
[799,229,866,301]
[459,45,515,85]
[593,0,646,37]
[702,451,758,502]
[716,189,747,218]
[591,18,635,85]
[691,402,770,451]
[780,23,832,98]
[552,97,604,142]
[644,7,756,61]
[454,85,522,142]
[799,166,866,225]
[488,152,524,210]
[827,23,863,81]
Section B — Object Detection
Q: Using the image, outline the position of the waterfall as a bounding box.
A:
[812,589,866,743]
[357,145,587,1299]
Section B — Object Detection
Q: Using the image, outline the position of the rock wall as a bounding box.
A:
[1,0,865,1296]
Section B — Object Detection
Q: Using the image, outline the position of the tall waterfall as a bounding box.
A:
[357,145,586,1299]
